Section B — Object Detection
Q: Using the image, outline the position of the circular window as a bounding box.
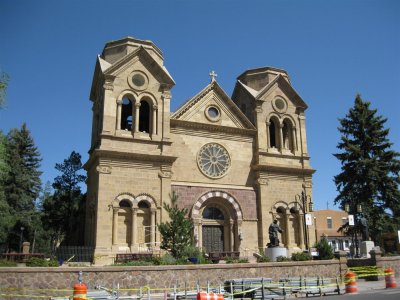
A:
[197,143,231,178]
[272,97,287,113]
[205,105,221,122]
[132,74,145,87]
[128,71,148,90]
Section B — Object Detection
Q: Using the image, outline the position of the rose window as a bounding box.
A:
[197,143,230,178]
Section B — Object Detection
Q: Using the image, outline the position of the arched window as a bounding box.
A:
[138,201,150,209]
[119,200,131,207]
[282,119,294,152]
[203,207,225,220]
[268,119,279,149]
[139,100,150,133]
[121,97,133,131]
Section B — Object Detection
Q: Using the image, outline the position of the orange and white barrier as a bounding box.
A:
[197,292,224,300]
[73,271,87,299]
[385,267,397,288]
[345,271,358,293]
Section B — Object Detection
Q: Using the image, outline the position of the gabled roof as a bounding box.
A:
[103,46,175,85]
[235,74,307,109]
[172,80,255,130]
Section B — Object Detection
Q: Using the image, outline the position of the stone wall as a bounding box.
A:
[0,260,343,292]
[381,256,400,279]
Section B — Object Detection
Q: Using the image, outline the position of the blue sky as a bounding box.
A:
[1,0,399,210]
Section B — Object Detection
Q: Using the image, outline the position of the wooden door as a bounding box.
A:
[202,225,224,252]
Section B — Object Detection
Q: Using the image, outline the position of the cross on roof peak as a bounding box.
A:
[209,70,218,82]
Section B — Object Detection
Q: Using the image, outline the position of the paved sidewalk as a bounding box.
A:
[355,278,387,291]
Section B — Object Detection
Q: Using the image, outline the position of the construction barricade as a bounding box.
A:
[385,267,397,288]
[345,271,358,294]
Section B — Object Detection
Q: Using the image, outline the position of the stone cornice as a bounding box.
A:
[85,149,177,170]
[101,132,173,146]
[171,119,256,136]
[252,164,316,175]
[257,149,309,160]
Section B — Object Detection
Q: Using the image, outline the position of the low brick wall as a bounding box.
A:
[0,260,343,291]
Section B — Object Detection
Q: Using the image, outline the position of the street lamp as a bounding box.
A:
[295,184,313,251]
[344,203,362,258]
[19,227,25,253]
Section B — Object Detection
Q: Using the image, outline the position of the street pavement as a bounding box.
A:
[291,278,400,298]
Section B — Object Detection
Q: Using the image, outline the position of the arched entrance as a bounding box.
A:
[191,191,243,253]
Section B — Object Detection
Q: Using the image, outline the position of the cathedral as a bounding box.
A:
[84,37,315,264]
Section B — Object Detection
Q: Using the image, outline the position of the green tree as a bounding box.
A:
[315,238,334,260]
[158,192,194,259]
[334,95,400,243]
[0,70,9,109]
[3,124,42,251]
[42,151,86,247]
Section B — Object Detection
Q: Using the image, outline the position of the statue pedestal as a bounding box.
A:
[361,241,375,258]
[265,247,287,262]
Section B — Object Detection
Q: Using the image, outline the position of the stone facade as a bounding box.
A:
[84,37,316,264]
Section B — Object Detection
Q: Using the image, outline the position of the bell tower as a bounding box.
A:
[84,37,176,263]
[232,67,315,252]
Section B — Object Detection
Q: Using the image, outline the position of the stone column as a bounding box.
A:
[284,209,291,247]
[298,114,309,156]
[298,213,305,249]
[134,102,141,133]
[291,127,297,152]
[279,123,284,153]
[193,219,200,248]
[150,208,156,248]
[102,77,114,134]
[161,91,171,141]
[131,208,137,251]
[230,220,235,252]
[152,105,158,136]
[256,177,269,248]
[116,99,122,130]
[112,208,119,246]
[130,208,137,251]
[198,221,203,249]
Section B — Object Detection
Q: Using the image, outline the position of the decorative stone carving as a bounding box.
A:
[158,171,172,178]
[103,80,114,91]
[257,178,268,185]
[96,165,112,174]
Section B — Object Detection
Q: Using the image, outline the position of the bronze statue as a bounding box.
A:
[267,219,282,247]
[360,216,369,241]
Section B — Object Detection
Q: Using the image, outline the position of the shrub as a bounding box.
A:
[291,252,312,261]
[257,254,271,263]
[276,256,291,262]
[114,260,154,266]
[26,257,58,267]
[315,239,334,260]
[159,253,177,265]
[0,259,17,267]
[225,257,248,264]
[182,246,202,259]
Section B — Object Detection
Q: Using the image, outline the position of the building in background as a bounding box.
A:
[84,37,315,264]
[313,209,351,253]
